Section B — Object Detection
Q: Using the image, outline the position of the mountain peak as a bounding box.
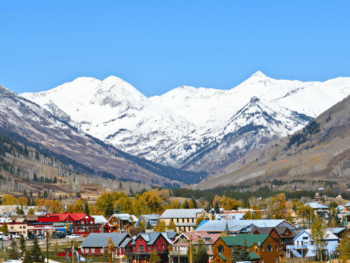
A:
[250,96,260,103]
[251,71,266,78]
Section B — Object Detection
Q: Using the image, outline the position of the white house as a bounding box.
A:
[286,229,339,258]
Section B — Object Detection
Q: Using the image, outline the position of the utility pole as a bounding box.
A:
[189,235,193,263]
[46,230,49,263]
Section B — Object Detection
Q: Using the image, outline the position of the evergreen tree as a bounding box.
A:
[35,152,39,160]
[31,237,44,262]
[53,177,57,183]
[225,222,230,235]
[205,202,211,213]
[43,191,48,198]
[146,220,152,230]
[231,244,241,263]
[190,238,208,263]
[214,202,220,214]
[20,235,26,256]
[115,203,121,214]
[104,202,114,218]
[33,173,37,182]
[24,146,29,157]
[8,239,20,259]
[1,221,9,235]
[183,200,190,209]
[84,203,90,216]
[240,239,251,262]
[23,250,33,263]
[191,198,198,208]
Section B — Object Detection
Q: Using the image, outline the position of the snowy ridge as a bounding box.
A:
[21,72,350,172]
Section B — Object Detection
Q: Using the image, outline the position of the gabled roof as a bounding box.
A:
[294,230,339,241]
[304,202,329,209]
[110,214,138,222]
[220,234,270,247]
[160,209,204,219]
[81,233,130,248]
[140,214,160,220]
[344,202,350,207]
[132,232,174,246]
[328,227,346,234]
[249,227,296,238]
[196,219,295,232]
[174,231,220,245]
[120,237,132,248]
[91,215,108,224]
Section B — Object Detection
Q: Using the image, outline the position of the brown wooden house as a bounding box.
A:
[249,227,296,251]
[213,234,284,263]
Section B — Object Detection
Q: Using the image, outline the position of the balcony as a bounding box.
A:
[169,250,188,256]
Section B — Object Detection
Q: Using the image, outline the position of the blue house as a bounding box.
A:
[136,214,160,227]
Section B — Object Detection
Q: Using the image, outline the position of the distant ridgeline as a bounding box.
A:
[285,121,321,149]
[0,127,207,186]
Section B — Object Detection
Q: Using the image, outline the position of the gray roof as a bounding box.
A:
[141,214,160,220]
[196,219,296,232]
[344,202,350,207]
[132,232,174,246]
[328,227,346,234]
[111,214,138,222]
[160,209,204,219]
[91,215,108,224]
[120,237,132,248]
[80,233,129,248]
[304,202,329,209]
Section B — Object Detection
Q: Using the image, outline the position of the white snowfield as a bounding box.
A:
[21,71,350,169]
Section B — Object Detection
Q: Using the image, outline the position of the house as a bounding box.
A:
[90,215,108,233]
[286,229,339,258]
[213,234,283,263]
[196,219,297,235]
[328,227,347,238]
[160,209,212,232]
[136,214,160,228]
[215,212,245,221]
[169,231,220,263]
[0,217,29,238]
[80,232,130,256]
[248,227,297,251]
[304,202,329,218]
[38,213,99,237]
[128,232,175,263]
[106,214,138,231]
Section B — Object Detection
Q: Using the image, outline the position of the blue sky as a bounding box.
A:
[1,1,350,97]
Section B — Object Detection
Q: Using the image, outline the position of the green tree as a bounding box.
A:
[33,173,37,181]
[53,177,57,184]
[146,220,152,230]
[149,249,161,263]
[43,191,48,198]
[310,217,326,261]
[231,244,241,263]
[104,202,114,218]
[31,237,44,262]
[183,200,190,209]
[168,219,176,231]
[84,203,90,216]
[1,221,9,235]
[8,239,20,259]
[190,238,208,263]
[214,202,220,214]
[240,238,251,262]
[154,221,166,232]
[191,198,198,208]
[20,235,26,256]
[23,250,33,263]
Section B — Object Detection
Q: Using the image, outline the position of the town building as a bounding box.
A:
[106,214,138,231]
[128,232,175,263]
[286,229,339,258]
[80,232,130,256]
[213,234,283,263]
[136,214,160,228]
[169,231,220,263]
[160,209,212,232]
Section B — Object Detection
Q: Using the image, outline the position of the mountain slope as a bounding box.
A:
[0,85,206,186]
[22,72,350,174]
[196,93,350,189]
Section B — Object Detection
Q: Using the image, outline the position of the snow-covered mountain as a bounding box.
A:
[21,71,350,173]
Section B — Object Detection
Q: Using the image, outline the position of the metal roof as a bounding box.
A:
[344,202,350,207]
[304,202,329,209]
[80,233,129,248]
[132,232,174,246]
[196,219,294,232]
[221,234,270,247]
[160,209,204,219]
[327,227,346,234]
[91,215,107,224]
[140,214,160,220]
[120,237,132,248]
[111,214,138,222]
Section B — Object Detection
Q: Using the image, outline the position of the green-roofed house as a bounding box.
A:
[213,234,284,263]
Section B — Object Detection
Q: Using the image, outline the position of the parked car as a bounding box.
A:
[12,234,21,239]
[66,234,80,239]
[1,235,10,240]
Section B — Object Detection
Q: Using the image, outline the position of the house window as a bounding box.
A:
[101,248,104,254]
[255,246,257,252]
[275,245,278,251]
[261,260,264,263]
[267,245,272,252]
[177,218,179,223]
[92,248,95,253]
[261,246,264,252]
[139,246,143,252]
[275,258,278,263]
[218,245,224,253]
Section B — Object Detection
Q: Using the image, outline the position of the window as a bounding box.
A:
[218,245,224,253]
[303,237,308,240]
[92,248,95,253]
[275,245,278,251]
[267,245,272,252]
[261,259,264,263]
[255,246,257,252]
[177,218,179,223]
[101,248,104,254]
[261,246,264,252]
[139,246,143,252]
[276,258,278,263]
